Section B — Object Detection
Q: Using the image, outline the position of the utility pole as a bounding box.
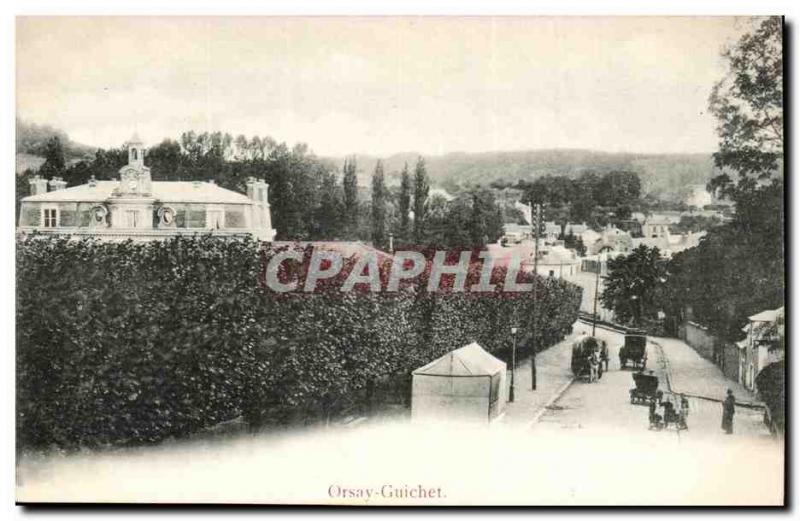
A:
[531,203,541,391]
[592,260,600,336]
[509,325,518,402]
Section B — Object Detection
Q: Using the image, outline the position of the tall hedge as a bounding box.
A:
[17,237,581,450]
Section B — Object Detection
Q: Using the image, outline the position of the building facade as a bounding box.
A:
[738,307,784,391]
[18,137,277,242]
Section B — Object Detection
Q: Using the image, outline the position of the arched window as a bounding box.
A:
[132,148,138,160]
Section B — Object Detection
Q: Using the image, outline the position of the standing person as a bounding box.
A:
[648,399,662,430]
[588,352,598,383]
[595,348,604,379]
[722,389,735,434]
[680,394,690,418]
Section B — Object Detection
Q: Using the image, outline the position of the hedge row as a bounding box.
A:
[17,237,581,449]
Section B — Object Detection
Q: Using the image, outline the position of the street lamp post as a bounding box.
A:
[509,325,518,402]
[592,260,606,336]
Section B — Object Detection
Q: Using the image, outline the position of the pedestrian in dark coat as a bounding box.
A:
[722,389,735,434]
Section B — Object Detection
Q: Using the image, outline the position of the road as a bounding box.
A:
[531,325,784,505]
[537,326,773,439]
[16,324,784,505]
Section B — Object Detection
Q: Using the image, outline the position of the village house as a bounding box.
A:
[641,216,673,239]
[684,184,713,209]
[17,136,277,242]
[586,224,634,256]
[738,307,784,391]
[563,222,589,237]
[501,223,532,244]
[522,244,581,279]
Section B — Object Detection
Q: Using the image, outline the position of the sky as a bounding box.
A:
[16,16,759,156]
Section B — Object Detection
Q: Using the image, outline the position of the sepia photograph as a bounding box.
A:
[9,10,787,507]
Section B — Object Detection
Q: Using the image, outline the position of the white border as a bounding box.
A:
[2,2,797,519]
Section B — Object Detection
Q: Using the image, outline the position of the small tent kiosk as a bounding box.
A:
[411,342,508,423]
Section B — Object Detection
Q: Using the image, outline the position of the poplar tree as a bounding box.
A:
[398,163,412,240]
[412,157,429,244]
[342,156,359,236]
[371,160,387,247]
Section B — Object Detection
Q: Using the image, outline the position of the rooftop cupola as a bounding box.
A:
[127,134,146,170]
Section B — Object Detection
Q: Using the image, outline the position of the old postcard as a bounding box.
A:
[13,15,785,506]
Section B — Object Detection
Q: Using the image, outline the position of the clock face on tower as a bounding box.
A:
[117,162,152,198]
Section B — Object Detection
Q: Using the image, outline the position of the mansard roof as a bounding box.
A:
[21,180,253,205]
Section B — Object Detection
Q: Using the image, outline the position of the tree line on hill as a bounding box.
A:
[491,169,644,231]
[346,149,715,202]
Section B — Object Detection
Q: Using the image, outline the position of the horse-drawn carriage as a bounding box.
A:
[648,395,689,431]
[630,370,663,405]
[571,335,608,382]
[619,329,647,370]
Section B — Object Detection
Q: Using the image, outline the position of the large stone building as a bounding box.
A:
[17,136,276,242]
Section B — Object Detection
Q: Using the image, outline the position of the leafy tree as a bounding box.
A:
[468,188,504,246]
[147,139,184,181]
[313,170,343,239]
[663,184,783,340]
[595,171,641,209]
[413,157,430,244]
[570,172,600,223]
[91,147,128,178]
[424,194,452,246]
[708,17,783,198]
[38,136,66,179]
[371,160,387,247]
[601,245,666,326]
[663,18,784,341]
[519,170,641,230]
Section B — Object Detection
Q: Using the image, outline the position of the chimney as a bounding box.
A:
[28,175,48,195]
[49,177,67,191]
[258,179,270,205]
[246,177,257,200]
